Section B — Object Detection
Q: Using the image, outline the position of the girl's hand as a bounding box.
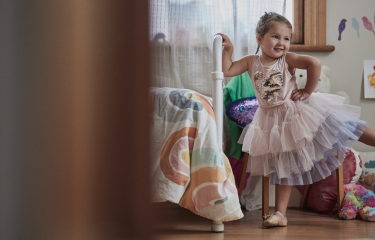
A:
[291,89,311,101]
[215,33,233,51]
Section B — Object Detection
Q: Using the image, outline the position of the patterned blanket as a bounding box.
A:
[150,87,243,222]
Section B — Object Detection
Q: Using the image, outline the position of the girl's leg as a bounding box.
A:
[275,184,293,216]
[263,184,292,228]
[358,127,375,147]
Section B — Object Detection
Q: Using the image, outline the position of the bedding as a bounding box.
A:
[150,87,243,222]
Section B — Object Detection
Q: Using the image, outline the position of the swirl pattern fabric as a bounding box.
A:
[150,87,243,222]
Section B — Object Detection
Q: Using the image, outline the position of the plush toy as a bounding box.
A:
[295,65,351,104]
[339,175,375,221]
[357,172,375,190]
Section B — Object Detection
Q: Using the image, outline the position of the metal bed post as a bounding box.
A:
[210,34,225,233]
[212,35,224,152]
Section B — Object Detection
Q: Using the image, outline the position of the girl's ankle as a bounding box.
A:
[274,211,286,218]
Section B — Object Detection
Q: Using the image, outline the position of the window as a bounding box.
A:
[290,0,335,52]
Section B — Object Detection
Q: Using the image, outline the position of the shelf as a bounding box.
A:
[290,44,335,52]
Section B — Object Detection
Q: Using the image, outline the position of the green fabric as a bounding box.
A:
[223,71,256,160]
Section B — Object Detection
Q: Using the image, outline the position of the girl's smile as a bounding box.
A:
[257,23,292,63]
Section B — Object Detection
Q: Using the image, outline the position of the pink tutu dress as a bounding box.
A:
[238,54,366,185]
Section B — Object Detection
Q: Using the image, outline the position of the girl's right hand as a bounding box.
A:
[291,88,311,101]
[215,33,233,51]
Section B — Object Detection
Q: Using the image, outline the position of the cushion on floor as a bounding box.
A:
[295,148,362,213]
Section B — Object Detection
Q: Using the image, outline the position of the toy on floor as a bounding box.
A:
[295,65,351,104]
[357,172,375,190]
[339,173,375,221]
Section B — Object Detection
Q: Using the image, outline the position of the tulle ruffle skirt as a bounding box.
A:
[238,93,366,185]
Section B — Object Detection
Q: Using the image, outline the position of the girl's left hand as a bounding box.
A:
[291,89,311,101]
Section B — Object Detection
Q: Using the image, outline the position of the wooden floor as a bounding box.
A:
[152,203,375,240]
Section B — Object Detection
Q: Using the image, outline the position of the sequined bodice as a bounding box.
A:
[249,54,297,108]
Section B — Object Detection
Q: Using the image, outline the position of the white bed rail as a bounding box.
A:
[211,35,224,151]
[210,35,225,233]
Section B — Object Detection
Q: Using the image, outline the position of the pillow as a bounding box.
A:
[225,97,259,128]
[349,148,363,184]
[295,148,362,213]
[357,151,375,175]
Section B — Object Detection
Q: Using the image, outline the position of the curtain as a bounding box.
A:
[149,0,287,97]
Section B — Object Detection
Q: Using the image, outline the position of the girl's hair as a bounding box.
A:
[255,12,293,54]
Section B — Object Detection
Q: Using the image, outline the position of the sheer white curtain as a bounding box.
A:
[150,0,286,97]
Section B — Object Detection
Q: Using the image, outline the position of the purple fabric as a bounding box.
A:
[228,155,250,190]
[226,97,259,128]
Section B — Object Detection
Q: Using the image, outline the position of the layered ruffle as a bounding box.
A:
[238,93,366,185]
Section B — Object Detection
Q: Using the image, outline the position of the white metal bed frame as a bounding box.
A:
[210,35,225,232]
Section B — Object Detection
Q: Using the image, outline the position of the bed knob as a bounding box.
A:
[211,221,224,232]
[211,72,224,80]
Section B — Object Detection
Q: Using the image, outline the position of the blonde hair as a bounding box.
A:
[255,12,293,54]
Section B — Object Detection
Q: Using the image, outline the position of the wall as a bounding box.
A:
[299,0,375,152]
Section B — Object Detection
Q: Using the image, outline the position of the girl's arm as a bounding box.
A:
[285,52,322,101]
[215,33,252,77]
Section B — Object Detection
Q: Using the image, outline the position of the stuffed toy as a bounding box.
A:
[339,173,375,221]
[295,65,351,104]
[357,172,375,190]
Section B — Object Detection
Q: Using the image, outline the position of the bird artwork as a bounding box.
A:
[362,16,375,35]
[338,19,347,41]
[352,18,360,38]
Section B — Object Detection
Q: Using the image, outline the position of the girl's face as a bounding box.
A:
[257,23,292,59]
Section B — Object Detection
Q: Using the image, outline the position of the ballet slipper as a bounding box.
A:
[262,211,288,228]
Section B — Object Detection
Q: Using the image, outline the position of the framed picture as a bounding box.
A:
[364,60,375,98]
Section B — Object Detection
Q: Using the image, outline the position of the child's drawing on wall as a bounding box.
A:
[364,60,375,98]
[369,67,375,88]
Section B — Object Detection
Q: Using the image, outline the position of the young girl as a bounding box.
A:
[217,12,375,228]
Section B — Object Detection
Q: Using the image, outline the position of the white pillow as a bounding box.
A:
[357,151,375,175]
[349,148,363,184]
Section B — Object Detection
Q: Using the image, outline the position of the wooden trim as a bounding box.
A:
[317,0,327,45]
[336,152,344,212]
[304,0,317,46]
[300,184,312,209]
[290,44,335,51]
[304,0,326,46]
[292,0,304,44]
[262,176,270,219]
[238,153,249,200]
[291,0,334,51]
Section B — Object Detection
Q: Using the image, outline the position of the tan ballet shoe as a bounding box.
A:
[262,211,288,229]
